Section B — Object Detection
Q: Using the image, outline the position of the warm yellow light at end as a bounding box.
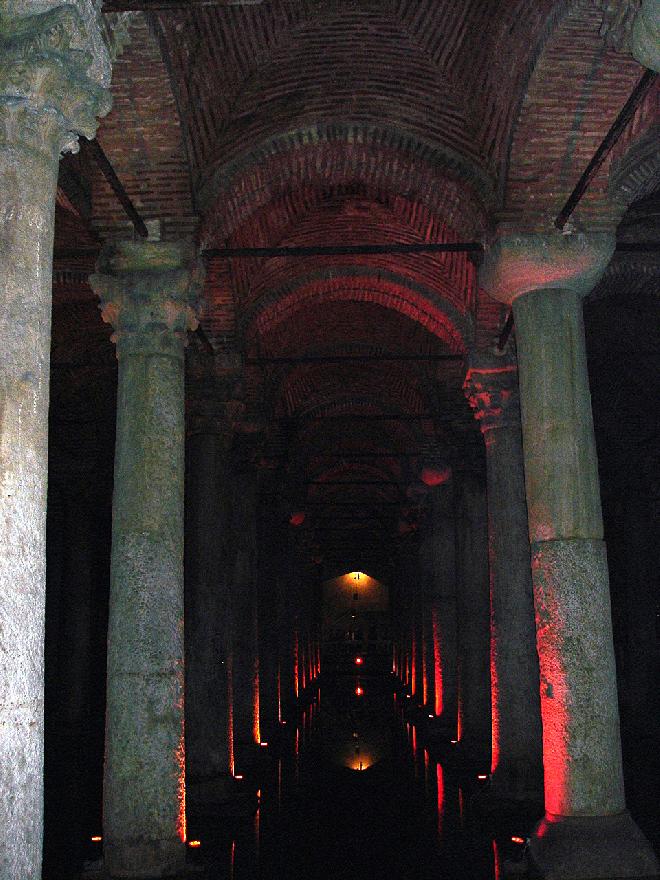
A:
[91,836,102,843]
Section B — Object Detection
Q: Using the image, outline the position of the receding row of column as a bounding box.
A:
[395,234,659,878]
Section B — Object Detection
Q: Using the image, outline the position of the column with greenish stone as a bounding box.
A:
[482,232,658,879]
[0,7,110,878]
[464,356,543,802]
[90,240,201,878]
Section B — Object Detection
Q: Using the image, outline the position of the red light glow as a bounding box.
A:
[437,764,445,838]
[421,466,452,487]
[478,774,488,781]
[188,840,201,848]
[355,656,363,665]
[289,512,305,526]
[355,686,364,697]
[259,741,268,748]
[176,727,186,843]
[511,836,525,845]
[234,774,244,780]
[91,836,102,843]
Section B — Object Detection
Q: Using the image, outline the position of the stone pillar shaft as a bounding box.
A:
[428,485,458,730]
[514,289,622,816]
[456,475,491,764]
[482,232,658,877]
[0,8,109,877]
[185,425,233,798]
[91,241,200,878]
[465,360,543,800]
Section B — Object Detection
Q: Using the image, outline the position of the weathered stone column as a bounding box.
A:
[185,391,242,813]
[90,241,201,878]
[455,472,491,767]
[0,8,110,878]
[482,232,658,878]
[464,356,543,802]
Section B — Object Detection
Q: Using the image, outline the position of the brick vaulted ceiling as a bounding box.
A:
[52,0,659,571]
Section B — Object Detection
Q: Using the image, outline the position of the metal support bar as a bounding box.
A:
[247,354,463,364]
[496,311,514,353]
[84,139,149,239]
[204,242,483,259]
[555,69,658,230]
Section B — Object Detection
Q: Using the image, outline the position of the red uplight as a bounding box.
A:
[355,656,363,665]
[511,836,525,845]
[234,774,244,780]
[355,686,364,697]
[188,840,201,848]
[91,836,102,843]
[259,741,268,748]
[477,774,488,781]
[289,511,305,526]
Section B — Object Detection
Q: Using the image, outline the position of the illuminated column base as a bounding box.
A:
[91,241,201,878]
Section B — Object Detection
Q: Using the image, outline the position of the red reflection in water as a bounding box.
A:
[411,637,417,696]
[437,764,445,838]
[492,839,502,880]
[294,631,299,699]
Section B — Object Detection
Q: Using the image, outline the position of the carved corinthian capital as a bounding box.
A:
[0,4,112,157]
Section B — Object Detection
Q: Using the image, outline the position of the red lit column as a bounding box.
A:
[482,232,658,878]
[426,481,458,733]
[90,241,201,877]
[455,471,491,767]
[185,391,242,812]
[464,356,543,802]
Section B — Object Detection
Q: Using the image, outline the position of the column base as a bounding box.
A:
[527,811,659,879]
[187,773,258,819]
[103,838,186,879]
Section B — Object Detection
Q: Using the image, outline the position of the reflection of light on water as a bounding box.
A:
[437,764,445,839]
[229,839,236,880]
[492,839,502,880]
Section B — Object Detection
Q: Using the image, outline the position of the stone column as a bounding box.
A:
[427,482,458,733]
[464,356,543,802]
[185,392,242,813]
[229,464,261,764]
[482,232,658,878]
[0,8,110,878]
[455,472,491,767]
[90,240,201,878]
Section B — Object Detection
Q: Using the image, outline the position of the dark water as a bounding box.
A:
[185,675,535,880]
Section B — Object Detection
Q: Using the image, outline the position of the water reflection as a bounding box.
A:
[143,675,540,880]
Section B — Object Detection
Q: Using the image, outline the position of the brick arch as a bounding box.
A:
[504,1,643,229]
[199,123,492,245]
[609,122,660,209]
[241,268,472,353]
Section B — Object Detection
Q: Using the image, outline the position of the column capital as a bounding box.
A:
[633,0,660,71]
[479,231,615,305]
[90,240,203,360]
[463,353,520,434]
[0,5,111,158]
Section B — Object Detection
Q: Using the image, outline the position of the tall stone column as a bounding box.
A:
[229,464,261,764]
[427,482,458,733]
[464,356,543,802]
[482,232,658,878]
[0,8,110,878]
[90,240,201,878]
[185,392,242,812]
[455,472,491,767]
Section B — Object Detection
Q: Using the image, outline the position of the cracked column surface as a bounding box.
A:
[90,240,202,879]
[0,6,110,878]
[464,356,543,803]
[481,232,659,879]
